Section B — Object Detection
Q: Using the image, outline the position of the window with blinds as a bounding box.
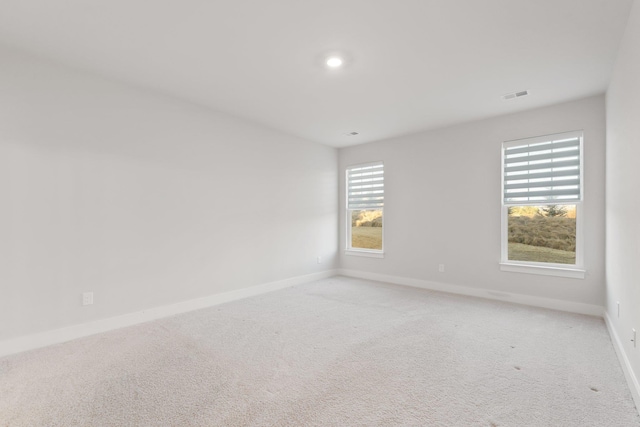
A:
[501,131,584,270]
[503,131,582,205]
[346,162,384,253]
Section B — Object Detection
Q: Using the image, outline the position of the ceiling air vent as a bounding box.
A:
[503,90,529,100]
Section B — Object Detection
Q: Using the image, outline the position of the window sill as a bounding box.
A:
[499,262,585,279]
[345,250,385,259]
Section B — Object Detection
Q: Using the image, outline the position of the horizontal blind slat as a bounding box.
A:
[348,168,383,176]
[504,179,580,190]
[504,149,579,165]
[348,180,384,188]
[349,197,384,204]
[505,169,580,180]
[505,158,579,173]
[505,188,580,199]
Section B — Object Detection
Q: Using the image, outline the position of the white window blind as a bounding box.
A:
[347,162,384,210]
[503,132,582,205]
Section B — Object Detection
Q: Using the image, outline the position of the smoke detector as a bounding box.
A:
[502,90,529,100]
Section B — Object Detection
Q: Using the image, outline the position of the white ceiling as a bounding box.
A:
[0,0,634,147]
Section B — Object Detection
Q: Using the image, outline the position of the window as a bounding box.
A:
[501,131,584,278]
[346,162,384,256]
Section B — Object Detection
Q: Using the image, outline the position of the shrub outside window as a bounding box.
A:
[507,204,577,265]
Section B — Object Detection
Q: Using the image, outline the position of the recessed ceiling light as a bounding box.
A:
[326,57,343,68]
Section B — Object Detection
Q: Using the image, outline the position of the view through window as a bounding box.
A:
[351,209,383,250]
[507,205,576,264]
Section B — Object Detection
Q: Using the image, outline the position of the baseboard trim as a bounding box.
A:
[604,311,640,412]
[0,269,337,358]
[337,269,604,317]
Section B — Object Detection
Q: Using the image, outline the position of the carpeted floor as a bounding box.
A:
[1,276,639,426]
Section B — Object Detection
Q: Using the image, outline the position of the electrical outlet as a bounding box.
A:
[617,301,620,318]
[82,292,94,306]
[317,256,322,264]
[633,329,636,348]
[438,264,445,273]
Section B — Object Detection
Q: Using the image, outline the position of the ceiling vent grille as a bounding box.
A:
[503,90,529,100]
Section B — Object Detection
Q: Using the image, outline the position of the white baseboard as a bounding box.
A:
[337,269,604,317]
[0,270,337,358]
[604,311,640,412]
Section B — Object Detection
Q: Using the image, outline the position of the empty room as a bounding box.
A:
[1,0,640,425]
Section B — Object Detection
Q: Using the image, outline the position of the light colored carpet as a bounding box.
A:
[1,276,638,426]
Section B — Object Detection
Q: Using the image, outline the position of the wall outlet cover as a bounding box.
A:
[82,292,94,306]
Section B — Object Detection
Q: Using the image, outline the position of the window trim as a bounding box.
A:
[345,249,385,258]
[498,262,585,279]
[346,161,384,255]
[500,131,585,278]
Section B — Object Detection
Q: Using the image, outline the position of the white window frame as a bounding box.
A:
[345,161,384,258]
[499,131,585,279]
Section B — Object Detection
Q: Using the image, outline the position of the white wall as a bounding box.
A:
[0,46,338,341]
[606,0,640,400]
[339,96,606,307]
